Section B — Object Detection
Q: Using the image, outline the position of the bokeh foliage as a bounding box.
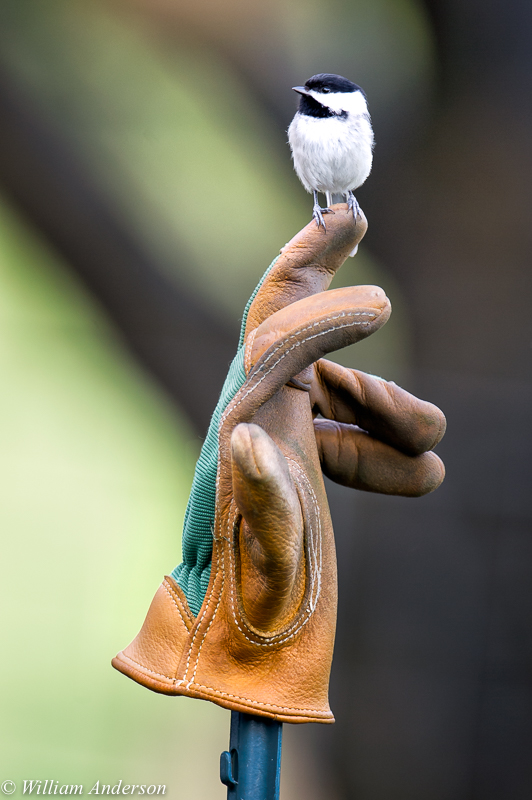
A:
[0,194,236,793]
[0,0,447,798]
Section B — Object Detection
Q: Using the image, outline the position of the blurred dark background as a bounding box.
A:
[0,1,530,798]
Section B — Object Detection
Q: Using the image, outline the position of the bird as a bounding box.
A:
[288,73,374,231]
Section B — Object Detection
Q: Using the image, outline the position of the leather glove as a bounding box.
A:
[112,206,446,723]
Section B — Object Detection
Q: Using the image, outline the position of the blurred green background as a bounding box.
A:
[0,0,415,794]
[1,0,531,798]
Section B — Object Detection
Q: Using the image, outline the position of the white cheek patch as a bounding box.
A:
[309,90,368,117]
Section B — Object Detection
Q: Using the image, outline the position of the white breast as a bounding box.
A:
[288,111,374,195]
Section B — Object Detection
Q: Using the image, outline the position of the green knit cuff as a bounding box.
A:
[171,255,279,616]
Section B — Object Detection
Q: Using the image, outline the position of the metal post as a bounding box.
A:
[220,712,283,800]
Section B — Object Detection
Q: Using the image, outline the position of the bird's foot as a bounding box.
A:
[347,191,361,223]
[312,190,334,230]
[312,205,334,231]
[312,203,334,230]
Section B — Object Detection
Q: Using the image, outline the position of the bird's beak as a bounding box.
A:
[292,86,310,96]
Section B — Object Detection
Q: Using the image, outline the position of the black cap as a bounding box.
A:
[304,73,365,96]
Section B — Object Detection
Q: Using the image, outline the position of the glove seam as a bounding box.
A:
[182,537,225,684]
[290,461,322,616]
[117,654,331,716]
[185,685,332,715]
[221,311,376,430]
[226,461,322,645]
[186,516,233,686]
[162,578,194,630]
[117,653,177,682]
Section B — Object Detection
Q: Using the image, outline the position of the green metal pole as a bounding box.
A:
[220,712,283,800]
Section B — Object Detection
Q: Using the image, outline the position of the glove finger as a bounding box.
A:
[231,422,305,632]
[238,285,390,425]
[244,206,367,340]
[312,359,446,456]
[315,419,445,496]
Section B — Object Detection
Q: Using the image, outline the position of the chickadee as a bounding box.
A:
[288,73,374,231]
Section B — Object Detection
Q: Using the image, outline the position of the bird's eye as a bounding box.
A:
[322,87,330,93]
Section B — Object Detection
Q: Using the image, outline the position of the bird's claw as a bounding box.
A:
[312,204,334,231]
[347,191,361,224]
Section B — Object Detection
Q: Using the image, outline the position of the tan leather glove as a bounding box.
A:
[112,206,446,723]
